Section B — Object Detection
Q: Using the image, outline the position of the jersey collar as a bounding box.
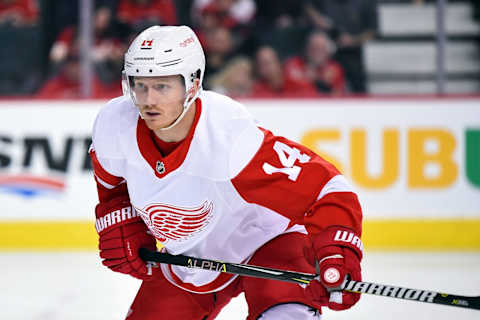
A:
[136,98,202,179]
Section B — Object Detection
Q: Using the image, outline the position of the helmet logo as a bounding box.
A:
[179,36,195,47]
[141,40,154,50]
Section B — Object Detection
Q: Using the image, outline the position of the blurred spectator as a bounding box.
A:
[192,0,256,58]
[42,0,115,50]
[49,27,75,67]
[304,0,378,93]
[48,5,129,86]
[0,0,38,26]
[251,45,318,97]
[192,0,256,31]
[90,6,130,84]
[35,52,120,99]
[117,0,177,30]
[203,26,236,85]
[284,31,345,95]
[209,56,253,98]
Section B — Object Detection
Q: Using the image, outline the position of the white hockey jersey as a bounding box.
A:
[90,90,362,293]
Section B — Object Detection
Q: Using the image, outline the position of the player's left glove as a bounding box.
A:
[305,226,363,311]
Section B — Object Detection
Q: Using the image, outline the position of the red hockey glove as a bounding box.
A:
[305,226,363,311]
[95,196,157,280]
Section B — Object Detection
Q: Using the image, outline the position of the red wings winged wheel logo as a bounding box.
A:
[135,201,214,243]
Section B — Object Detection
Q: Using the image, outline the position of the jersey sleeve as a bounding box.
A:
[89,146,128,203]
[89,102,129,203]
[230,128,362,237]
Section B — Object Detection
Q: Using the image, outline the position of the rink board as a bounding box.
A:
[1,219,480,251]
[0,98,479,250]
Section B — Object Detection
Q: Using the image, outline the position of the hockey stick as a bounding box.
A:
[139,248,480,311]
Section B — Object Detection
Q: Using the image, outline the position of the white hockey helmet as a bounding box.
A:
[123,25,206,129]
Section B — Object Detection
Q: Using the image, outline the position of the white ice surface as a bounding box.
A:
[1,252,479,320]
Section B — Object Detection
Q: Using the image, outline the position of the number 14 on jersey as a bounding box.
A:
[262,141,311,182]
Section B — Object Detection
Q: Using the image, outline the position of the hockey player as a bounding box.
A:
[90,25,363,319]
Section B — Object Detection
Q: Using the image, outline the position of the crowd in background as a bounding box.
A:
[2,0,474,99]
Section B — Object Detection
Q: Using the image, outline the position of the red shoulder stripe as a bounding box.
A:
[89,149,124,186]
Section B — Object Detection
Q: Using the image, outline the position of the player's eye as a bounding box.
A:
[135,82,147,91]
[154,84,169,91]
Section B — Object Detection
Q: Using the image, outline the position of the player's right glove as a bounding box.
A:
[95,196,156,280]
[305,226,363,311]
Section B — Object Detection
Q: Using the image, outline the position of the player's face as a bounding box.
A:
[133,75,185,131]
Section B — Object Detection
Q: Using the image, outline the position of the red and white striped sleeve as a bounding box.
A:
[89,100,131,203]
[231,129,362,237]
[89,146,128,203]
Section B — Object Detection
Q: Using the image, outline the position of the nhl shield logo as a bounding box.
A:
[156,160,165,174]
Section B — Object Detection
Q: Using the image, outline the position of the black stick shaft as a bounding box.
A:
[139,248,480,311]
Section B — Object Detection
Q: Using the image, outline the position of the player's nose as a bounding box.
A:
[145,88,158,106]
